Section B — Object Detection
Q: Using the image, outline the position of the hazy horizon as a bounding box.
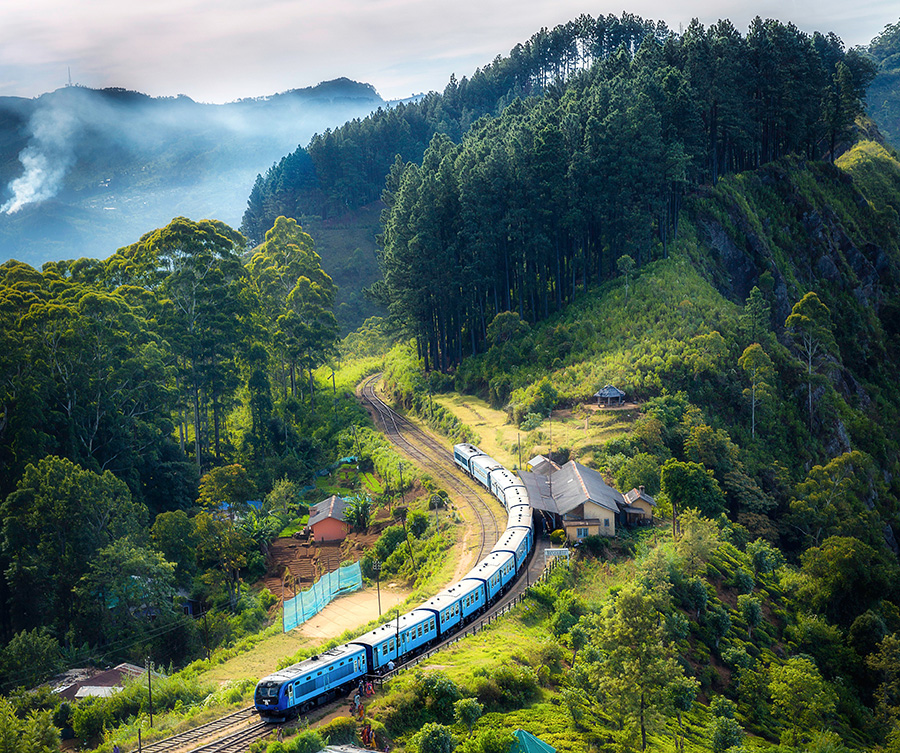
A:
[0,0,896,106]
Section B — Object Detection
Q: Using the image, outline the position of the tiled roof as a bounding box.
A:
[521,462,624,516]
[553,461,623,514]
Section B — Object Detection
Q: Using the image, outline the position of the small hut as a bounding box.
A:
[308,495,349,542]
[594,384,626,406]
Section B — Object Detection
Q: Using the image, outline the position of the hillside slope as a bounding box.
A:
[374,139,900,749]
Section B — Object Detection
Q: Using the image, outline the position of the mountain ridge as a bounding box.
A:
[0,78,386,267]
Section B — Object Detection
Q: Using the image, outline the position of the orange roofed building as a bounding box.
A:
[308,495,350,542]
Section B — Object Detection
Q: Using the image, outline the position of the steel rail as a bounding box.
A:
[359,373,503,560]
[135,706,257,753]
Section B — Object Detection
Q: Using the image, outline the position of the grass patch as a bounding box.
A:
[432,392,640,469]
[278,514,309,537]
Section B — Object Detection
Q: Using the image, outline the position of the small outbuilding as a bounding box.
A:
[621,485,656,525]
[594,384,626,406]
[308,495,349,542]
[526,454,559,476]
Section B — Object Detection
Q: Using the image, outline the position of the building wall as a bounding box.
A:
[630,498,653,519]
[311,518,348,542]
[564,521,601,541]
[584,500,616,536]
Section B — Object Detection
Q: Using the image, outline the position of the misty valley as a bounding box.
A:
[0,79,386,266]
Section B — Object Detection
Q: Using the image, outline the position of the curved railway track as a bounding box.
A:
[135,707,271,753]
[186,721,274,753]
[155,375,518,752]
[359,373,503,561]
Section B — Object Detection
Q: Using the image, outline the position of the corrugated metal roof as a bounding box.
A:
[623,487,656,506]
[551,461,623,515]
[527,455,560,476]
[521,463,624,516]
[519,470,558,514]
[309,495,348,527]
[594,384,626,398]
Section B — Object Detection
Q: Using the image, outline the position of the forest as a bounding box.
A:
[0,214,364,686]
[372,20,875,370]
[1,9,900,753]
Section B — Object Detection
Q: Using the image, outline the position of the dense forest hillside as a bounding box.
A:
[372,135,900,750]
[243,14,882,334]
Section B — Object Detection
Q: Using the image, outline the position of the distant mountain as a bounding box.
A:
[0,79,384,266]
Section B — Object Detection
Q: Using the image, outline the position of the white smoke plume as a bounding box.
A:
[2,105,79,214]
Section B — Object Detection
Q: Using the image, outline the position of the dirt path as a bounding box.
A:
[295,583,411,640]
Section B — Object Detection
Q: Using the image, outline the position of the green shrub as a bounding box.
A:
[72,698,110,742]
[319,716,358,745]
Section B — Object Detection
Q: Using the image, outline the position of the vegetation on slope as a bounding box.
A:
[353,516,900,753]
[373,21,874,369]
[377,137,900,748]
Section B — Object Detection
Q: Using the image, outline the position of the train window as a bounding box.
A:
[382,644,389,656]
[389,639,395,651]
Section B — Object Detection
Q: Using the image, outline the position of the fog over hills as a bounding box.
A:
[0,79,385,266]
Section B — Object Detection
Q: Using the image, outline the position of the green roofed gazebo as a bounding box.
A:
[512,730,556,753]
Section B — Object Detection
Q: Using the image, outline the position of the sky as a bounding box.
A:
[0,0,896,104]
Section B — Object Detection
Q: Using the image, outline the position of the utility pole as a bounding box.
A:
[146,658,153,728]
[398,462,405,505]
[373,560,382,616]
[202,609,211,662]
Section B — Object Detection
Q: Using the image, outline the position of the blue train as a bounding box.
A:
[254,443,533,720]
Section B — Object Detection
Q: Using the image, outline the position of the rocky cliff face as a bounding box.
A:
[685,145,900,479]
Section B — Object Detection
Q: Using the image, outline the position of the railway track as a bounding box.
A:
[135,706,268,753]
[359,373,504,561]
[151,375,517,753]
[185,721,274,753]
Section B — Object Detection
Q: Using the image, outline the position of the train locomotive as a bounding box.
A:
[254,443,533,721]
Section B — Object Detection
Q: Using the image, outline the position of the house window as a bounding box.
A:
[576,527,589,539]
[604,519,610,527]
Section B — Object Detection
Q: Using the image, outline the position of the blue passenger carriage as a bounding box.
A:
[397,611,438,660]
[351,612,438,672]
[502,484,530,511]
[470,454,503,488]
[254,644,366,719]
[453,443,485,474]
[491,527,532,570]
[506,506,533,532]
[489,469,526,507]
[419,580,486,635]
[463,550,516,601]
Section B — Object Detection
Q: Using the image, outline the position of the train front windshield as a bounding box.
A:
[256,683,280,700]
